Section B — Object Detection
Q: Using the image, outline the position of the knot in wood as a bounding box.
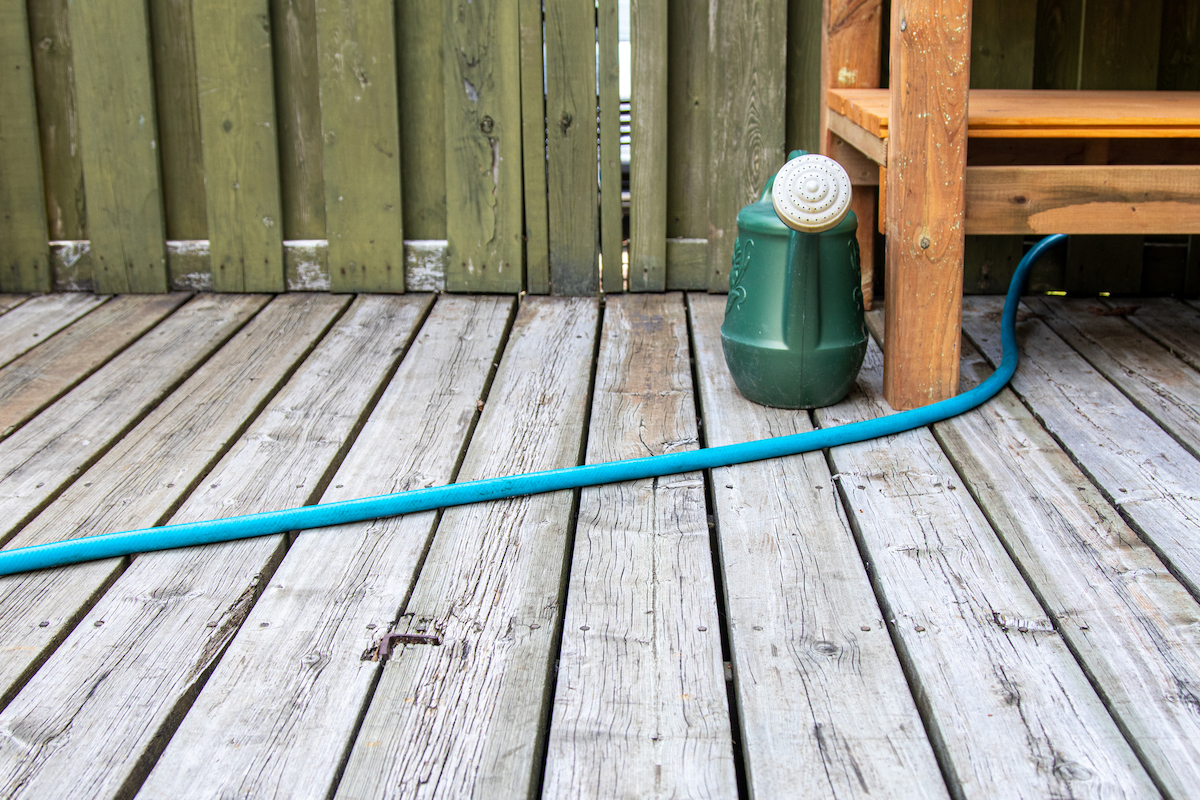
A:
[480,116,494,134]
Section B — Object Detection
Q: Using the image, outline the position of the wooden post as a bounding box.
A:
[628,0,667,292]
[883,0,972,409]
[820,0,883,310]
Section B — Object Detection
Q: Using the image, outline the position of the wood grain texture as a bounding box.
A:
[597,0,622,294]
[816,337,1157,800]
[883,0,971,409]
[543,294,735,799]
[628,0,667,292]
[707,0,787,292]
[0,294,188,440]
[68,0,168,293]
[0,298,28,316]
[664,238,708,290]
[139,296,510,800]
[193,0,285,292]
[27,0,86,241]
[316,0,405,293]
[0,0,51,293]
[397,0,446,241]
[0,294,264,549]
[1119,297,1200,372]
[0,295,435,800]
[928,334,1200,800]
[0,293,106,370]
[335,297,596,800]
[545,2,598,296]
[689,294,946,799]
[148,0,207,239]
[962,296,1200,601]
[443,0,524,293]
[666,0,707,241]
[1159,0,1200,90]
[271,0,326,240]
[785,0,821,154]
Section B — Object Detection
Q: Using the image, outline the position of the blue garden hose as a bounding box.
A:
[0,235,1067,577]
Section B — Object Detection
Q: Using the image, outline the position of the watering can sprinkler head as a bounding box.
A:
[771,153,853,233]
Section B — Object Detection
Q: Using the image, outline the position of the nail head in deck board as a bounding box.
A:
[523,0,552,294]
[0,294,266,549]
[543,294,735,798]
[443,0,524,294]
[628,0,668,293]
[336,297,596,800]
[0,293,107,370]
[545,2,599,296]
[272,0,327,240]
[68,0,169,294]
[148,0,207,239]
[0,295,437,800]
[925,336,1200,799]
[688,294,945,799]
[1028,297,1200,461]
[706,0,787,293]
[27,0,87,241]
[597,0,622,294]
[0,294,189,441]
[882,0,970,409]
[316,0,405,294]
[397,0,446,242]
[139,296,512,800]
[0,0,51,293]
[193,0,286,293]
[962,297,1200,603]
[815,339,1158,799]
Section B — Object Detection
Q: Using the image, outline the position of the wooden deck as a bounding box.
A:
[0,290,1197,799]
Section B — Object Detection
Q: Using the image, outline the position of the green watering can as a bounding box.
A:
[721,151,867,408]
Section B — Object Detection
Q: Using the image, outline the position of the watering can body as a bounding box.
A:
[721,157,867,409]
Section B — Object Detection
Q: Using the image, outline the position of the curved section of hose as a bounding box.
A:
[0,235,1068,577]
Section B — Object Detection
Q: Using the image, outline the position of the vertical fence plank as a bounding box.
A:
[545,1,598,296]
[443,0,524,293]
[397,0,446,241]
[666,0,707,290]
[0,0,51,292]
[27,0,86,241]
[148,0,207,239]
[707,0,787,293]
[68,0,168,293]
[597,0,622,294]
[316,0,405,293]
[271,0,326,240]
[628,0,666,292]
[785,0,821,154]
[962,0,1034,296]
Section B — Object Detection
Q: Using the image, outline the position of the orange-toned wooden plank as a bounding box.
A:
[883,0,971,410]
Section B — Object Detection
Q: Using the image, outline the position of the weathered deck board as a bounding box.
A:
[1027,297,1200,460]
[0,294,265,547]
[0,294,431,800]
[543,294,735,798]
[1117,297,1200,372]
[0,297,27,316]
[0,293,107,369]
[0,294,346,712]
[140,296,512,800]
[815,339,1156,798]
[688,294,946,799]
[963,297,1200,600]
[335,297,596,799]
[0,294,189,440]
[930,337,1200,800]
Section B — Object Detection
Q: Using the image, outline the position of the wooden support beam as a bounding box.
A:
[883,0,972,409]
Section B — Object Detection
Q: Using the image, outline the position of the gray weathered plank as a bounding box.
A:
[0,294,265,548]
[0,297,27,316]
[138,296,512,800]
[963,296,1200,601]
[0,295,436,800]
[1028,297,1200,460]
[1117,297,1200,372]
[335,297,596,799]
[543,294,735,798]
[628,0,667,292]
[689,293,946,799]
[316,0,406,293]
[0,294,189,440]
[544,3,599,295]
[0,293,107,370]
[814,338,1157,799]
[925,332,1200,800]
